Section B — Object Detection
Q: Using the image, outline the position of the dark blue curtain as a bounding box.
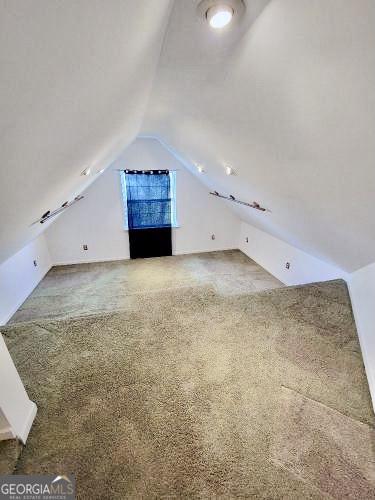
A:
[125,170,171,229]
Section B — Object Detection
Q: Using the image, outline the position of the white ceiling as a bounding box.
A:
[0,0,172,264]
[142,0,375,272]
[1,0,375,273]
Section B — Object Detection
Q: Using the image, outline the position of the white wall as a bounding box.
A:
[348,263,375,412]
[0,234,52,325]
[0,335,37,443]
[46,169,130,265]
[0,237,45,439]
[239,221,348,286]
[46,138,240,264]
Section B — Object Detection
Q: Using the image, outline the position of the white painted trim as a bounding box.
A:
[0,427,15,441]
[0,403,37,444]
[53,247,239,266]
[349,297,375,413]
[17,401,37,444]
[347,265,375,413]
[52,256,130,266]
[173,247,238,256]
[0,335,38,444]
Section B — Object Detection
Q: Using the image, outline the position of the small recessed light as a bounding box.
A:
[197,165,204,173]
[207,5,234,29]
[225,166,234,175]
[81,167,91,176]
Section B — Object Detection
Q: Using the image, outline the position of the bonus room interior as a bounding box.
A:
[0,1,375,498]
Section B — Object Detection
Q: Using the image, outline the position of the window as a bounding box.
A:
[120,170,177,230]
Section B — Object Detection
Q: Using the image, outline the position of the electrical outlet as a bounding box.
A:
[285,262,290,269]
[245,237,249,243]
[211,234,216,240]
[33,260,37,267]
[83,244,88,251]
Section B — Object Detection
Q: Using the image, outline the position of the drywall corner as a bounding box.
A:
[239,221,348,285]
[0,234,52,325]
[347,262,375,413]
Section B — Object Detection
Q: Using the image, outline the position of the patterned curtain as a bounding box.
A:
[125,170,171,229]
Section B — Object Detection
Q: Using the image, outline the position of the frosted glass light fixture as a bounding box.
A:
[207,5,233,28]
[197,0,245,30]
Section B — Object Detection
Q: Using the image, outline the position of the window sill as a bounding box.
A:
[123,225,180,231]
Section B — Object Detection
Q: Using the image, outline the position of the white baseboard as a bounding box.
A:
[0,426,15,441]
[173,247,238,256]
[53,256,130,266]
[0,401,37,444]
[17,401,37,444]
[52,249,238,266]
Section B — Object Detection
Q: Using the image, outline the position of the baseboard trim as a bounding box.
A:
[0,426,15,441]
[17,401,37,444]
[52,249,238,266]
[347,284,375,414]
[173,247,238,256]
[53,256,130,266]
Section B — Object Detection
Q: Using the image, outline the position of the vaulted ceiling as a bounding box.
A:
[0,0,172,264]
[1,0,374,273]
[143,0,375,272]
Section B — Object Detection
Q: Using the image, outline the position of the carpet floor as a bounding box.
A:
[1,252,374,498]
[9,250,282,324]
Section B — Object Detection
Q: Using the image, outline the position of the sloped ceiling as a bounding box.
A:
[1,0,375,273]
[142,0,375,272]
[0,0,172,264]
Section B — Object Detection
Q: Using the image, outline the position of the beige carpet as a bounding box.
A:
[9,250,282,323]
[1,252,374,498]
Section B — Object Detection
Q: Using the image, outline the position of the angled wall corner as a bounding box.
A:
[348,262,375,413]
[238,221,348,286]
[0,335,37,443]
[0,235,52,326]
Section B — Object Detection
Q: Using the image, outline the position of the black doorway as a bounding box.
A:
[128,227,172,259]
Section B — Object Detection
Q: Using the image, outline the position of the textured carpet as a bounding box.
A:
[1,268,374,498]
[9,250,282,323]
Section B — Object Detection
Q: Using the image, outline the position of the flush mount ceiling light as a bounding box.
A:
[225,165,234,175]
[207,5,233,28]
[197,0,246,30]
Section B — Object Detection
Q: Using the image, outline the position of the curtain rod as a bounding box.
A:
[32,195,84,225]
[115,169,180,172]
[209,191,268,212]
